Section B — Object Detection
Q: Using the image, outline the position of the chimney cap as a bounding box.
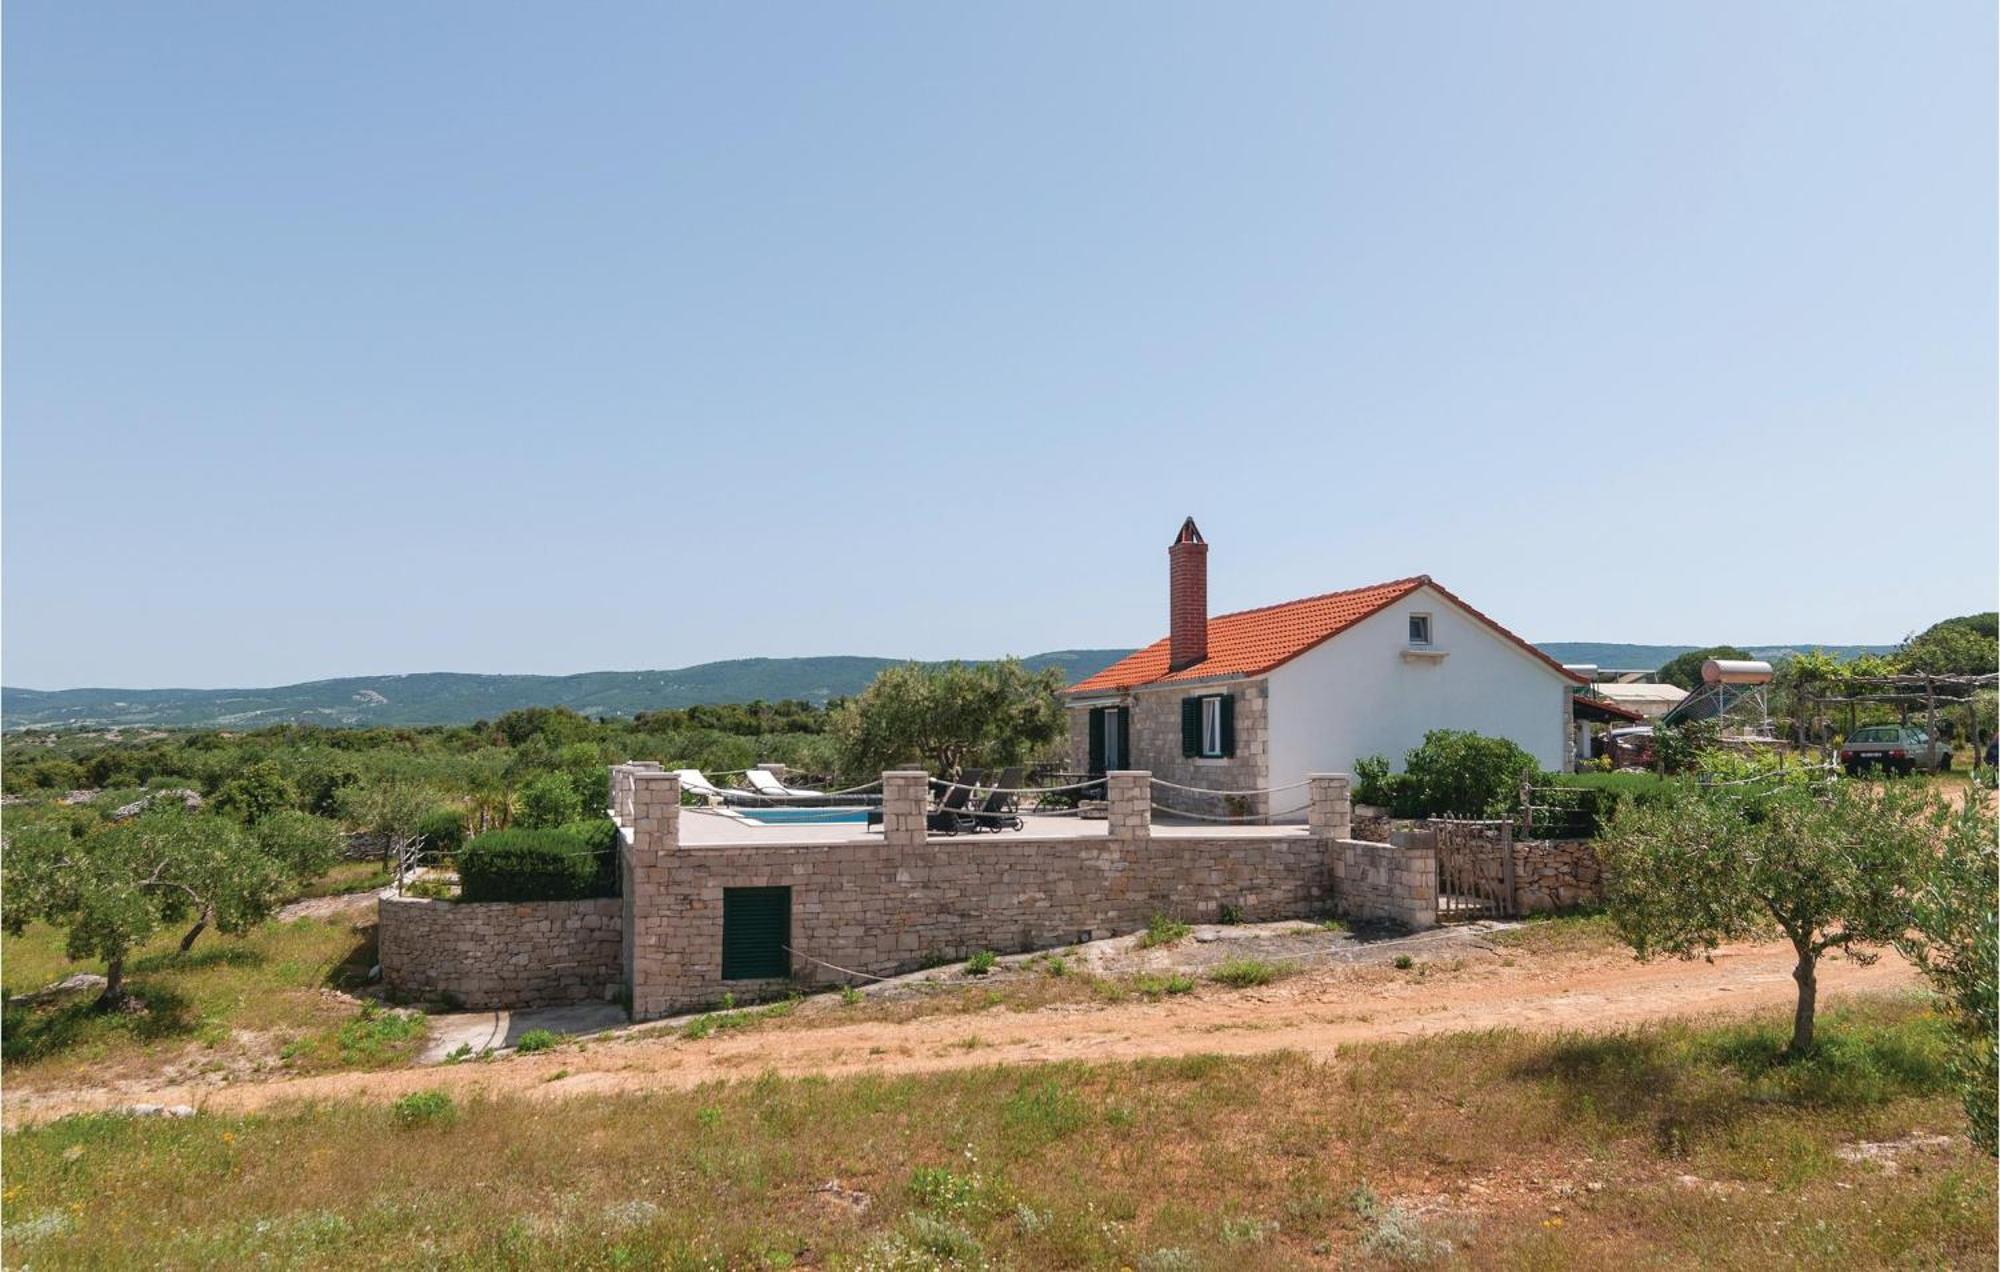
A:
[1172,516,1205,546]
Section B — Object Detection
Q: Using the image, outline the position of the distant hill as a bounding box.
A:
[3,641,1904,731]
[1535,642,1898,671]
[0,651,1134,731]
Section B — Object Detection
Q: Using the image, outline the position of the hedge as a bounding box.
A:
[1527,771,1676,838]
[456,820,619,902]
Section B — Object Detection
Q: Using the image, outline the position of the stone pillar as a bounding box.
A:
[882,771,930,849]
[611,764,633,822]
[1307,773,1352,841]
[1388,826,1439,931]
[624,769,681,1021]
[1106,771,1151,842]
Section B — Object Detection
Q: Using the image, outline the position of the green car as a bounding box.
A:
[1839,725,1951,775]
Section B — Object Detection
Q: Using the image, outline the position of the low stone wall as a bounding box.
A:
[378,895,623,1009]
[1426,821,1604,914]
[1334,834,1437,929]
[638,832,1333,1014]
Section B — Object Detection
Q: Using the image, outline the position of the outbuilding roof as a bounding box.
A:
[1069,575,1585,695]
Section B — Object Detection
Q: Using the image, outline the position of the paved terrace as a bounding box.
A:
[677,806,1311,847]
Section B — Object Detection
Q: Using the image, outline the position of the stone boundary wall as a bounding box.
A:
[1425,820,1603,914]
[639,831,1332,1015]
[378,895,623,1009]
[1334,833,1437,929]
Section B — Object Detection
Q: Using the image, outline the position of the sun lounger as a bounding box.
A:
[744,769,823,800]
[969,766,1025,832]
[867,774,976,834]
[674,769,745,805]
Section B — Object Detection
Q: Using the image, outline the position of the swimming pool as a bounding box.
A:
[736,807,873,826]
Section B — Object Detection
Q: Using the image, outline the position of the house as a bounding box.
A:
[1066,519,1585,812]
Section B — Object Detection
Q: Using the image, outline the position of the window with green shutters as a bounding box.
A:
[1183,693,1236,759]
[721,886,791,980]
[1087,706,1129,773]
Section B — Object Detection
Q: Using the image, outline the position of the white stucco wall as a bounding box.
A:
[1263,584,1573,785]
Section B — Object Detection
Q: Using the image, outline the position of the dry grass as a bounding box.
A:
[5,996,1989,1268]
[1489,909,1622,957]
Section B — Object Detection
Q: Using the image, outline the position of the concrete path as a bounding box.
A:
[419,1001,630,1063]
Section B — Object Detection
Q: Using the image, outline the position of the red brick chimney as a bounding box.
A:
[1168,517,1208,672]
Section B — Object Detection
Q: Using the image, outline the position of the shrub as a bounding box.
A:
[391,1089,456,1128]
[456,829,611,902]
[1352,755,1406,810]
[964,950,997,976]
[1399,729,1537,818]
[1139,914,1192,949]
[514,773,583,829]
[1209,958,1286,987]
[514,1028,561,1054]
[416,808,467,858]
[1527,770,1676,838]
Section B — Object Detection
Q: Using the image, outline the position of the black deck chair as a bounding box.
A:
[866,773,978,834]
[927,776,977,834]
[969,766,1025,832]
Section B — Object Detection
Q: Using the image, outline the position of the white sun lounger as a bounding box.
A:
[743,768,822,799]
[674,769,740,804]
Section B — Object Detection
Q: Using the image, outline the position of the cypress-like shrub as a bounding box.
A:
[457,828,612,902]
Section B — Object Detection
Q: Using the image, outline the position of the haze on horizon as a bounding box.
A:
[5,3,1993,690]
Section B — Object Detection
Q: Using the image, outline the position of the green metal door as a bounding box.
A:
[722,886,791,980]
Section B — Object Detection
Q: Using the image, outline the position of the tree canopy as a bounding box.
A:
[1657,645,1751,691]
[1601,777,1939,1054]
[832,659,1068,779]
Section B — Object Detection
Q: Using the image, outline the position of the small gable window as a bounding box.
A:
[1408,613,1433,647]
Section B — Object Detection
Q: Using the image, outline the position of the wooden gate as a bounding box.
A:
[1432,818,1516,921]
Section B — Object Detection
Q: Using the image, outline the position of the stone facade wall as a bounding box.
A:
[378,895,622,1009]
[1334,832,1438,929]
[1068,679,1271,817]
[636,830,1332,1016]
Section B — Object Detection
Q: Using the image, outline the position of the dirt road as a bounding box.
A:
[2,933,1919,1127]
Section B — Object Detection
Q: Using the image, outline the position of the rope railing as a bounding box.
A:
[1148,801,1311,824]
[1146,775,1314,797]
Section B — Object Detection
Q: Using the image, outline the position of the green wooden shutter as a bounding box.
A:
[1087,707,1106,774]
[722,886,791,980]
[1220,694,1237,757]
[1116,709,1131,771]
[1181,698,1200,757]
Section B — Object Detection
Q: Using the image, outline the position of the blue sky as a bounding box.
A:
[5,3,1993,689]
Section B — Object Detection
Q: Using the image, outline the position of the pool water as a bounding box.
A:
[738,807,873,826]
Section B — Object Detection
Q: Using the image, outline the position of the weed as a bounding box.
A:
[514,1029,561,1054]
[681,1016,715,1041]
[1218,903,1243,925]
[1209,959,1287,988]
[908,1164,983,1215]
[964,950,998,976]
[1045,957,1068,978]
[839,985,863,1006]
[390,1089,456,1128]
[1393,954,1415,970]
[1139,914,1193,949]
[1132,973,1196,999]
[442,1042,474,1065]
[545,1068,569,1082]
[696,1105,722,1128]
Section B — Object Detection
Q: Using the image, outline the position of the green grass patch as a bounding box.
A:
[1138,914,1193,949]
[1208,958,1289,988]
[2,916,377,1081]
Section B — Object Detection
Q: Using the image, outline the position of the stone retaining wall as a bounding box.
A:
[638,830,1333,1014]
[378,895,623,1009]
[1427,820,1604,913]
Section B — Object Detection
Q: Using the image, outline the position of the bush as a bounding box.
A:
[1209,958,1287,987]
[1139,914,1192,949]
[1358,730,1538,819]
[1527,770,1676,838]
[456,828,613,902]
[964,950,997,976]
[514,1028,561,1054]
[417,808,467,858]
[514,773,583,829]
[391,1089,456,1128]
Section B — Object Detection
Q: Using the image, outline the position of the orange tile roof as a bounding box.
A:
[1068,574,1586,695]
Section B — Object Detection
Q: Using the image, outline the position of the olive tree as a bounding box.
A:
[832,659,1068,779]
[2,809,289,1008]
[1600,778,1930,1054]
[1896,794,1998,1153]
